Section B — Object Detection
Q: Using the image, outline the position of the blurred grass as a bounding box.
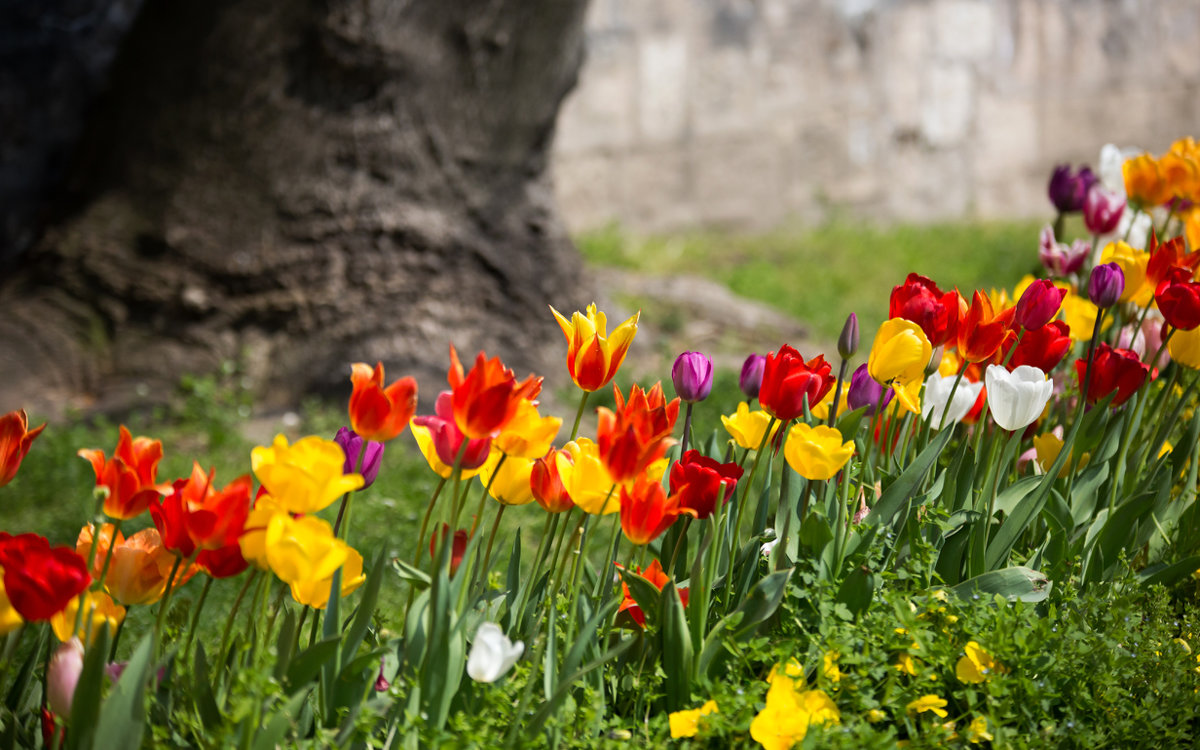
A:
[577,219,1044,339]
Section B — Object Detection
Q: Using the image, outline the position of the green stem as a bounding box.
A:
[475,504,508,592]
[827,359,851,427]
[570,390,591,442]
[728,417,778,572]
[181,575,214,663]
[218,570,260,664]
[154,555,186,645]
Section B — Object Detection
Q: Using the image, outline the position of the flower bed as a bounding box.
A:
[3,139,1200,747]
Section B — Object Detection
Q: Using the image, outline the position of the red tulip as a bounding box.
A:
[758,346,834,421]
[78,426,173,520]
[616,559,688,628]
[669,450,743,520]
[447,347,541,440]
[150,463,252,558]
[1000,321,1072,373]
[0,533,90,622]
[1076,343,1149,406]
[1155,277,1200,331]
[956,291,1015,363]
[596,383,679,485]
[889,273,961,347]
[530,449,573,513]
[1014,280,1067,331]
[619,474,685,546]
[1145,233,1200,289]
[348,362,418,442]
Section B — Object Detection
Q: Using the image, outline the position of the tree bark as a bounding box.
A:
[0,0,589,416]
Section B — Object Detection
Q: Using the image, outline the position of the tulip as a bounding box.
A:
[47,638,85,718]
[889,274,961,347]
[410,392,491,475]
[1047,164,1097,213]
[783,423,854,481]
[955,291,1014,363]
[492,399,561,460]
[619,474,685,545]
[846,364,893,416]
[1155,277,1200,331]
[669,449,743,520]
[1038,226,1089,277]
[1001,321,1072,373]
[334,427,384,489]
[1145,234,1200,290]
[550,303,639,392]
[0,535,90,622]
[479,454,536,506]
[1083,186,1125,235]
[555,439,618,514]
[0,409,45,488]
[1088,263,1125,309]
[617,559,687,628]
[1075,343,1149,406]
[837,313,859,359]
[739,354,766,399]
[252,435,364,514]
[595,383,678,485]
[984,365,1053,431]
[720,402,781,451]
[263,514,350,585]
[347,362,417,442]
[0,579,22,636]
[151,463,253,558]
[868,318,932,385]
[922,373,984,427]
[238,494,286,571]
[429,524,470,576]
[76,525,176,606]
[672,351,713,403]
[447,347,542,440]
[289,546,365,610]
[78,426,174,520]
[1123,153,1170,208]
[759,346,834,421]
[50,590,124,645]
[1014,280,1067,331]
[530,449,573,513]
[466,622,524,683]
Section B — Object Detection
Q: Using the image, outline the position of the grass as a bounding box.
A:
[577,219,1045,340]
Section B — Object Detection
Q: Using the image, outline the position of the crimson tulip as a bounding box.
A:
[758,346,834,421]
[1076,343,1149,406]
[669,449,743,520]
[1155,277,1200,331]
[1000,320,1072,373]
[0,533,90,622]
[889,273,961,347]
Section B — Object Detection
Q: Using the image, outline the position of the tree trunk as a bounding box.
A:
[0,0,589,416]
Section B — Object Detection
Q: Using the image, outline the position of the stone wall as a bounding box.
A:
[552,0,1200,232]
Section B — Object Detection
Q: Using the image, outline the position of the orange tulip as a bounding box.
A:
[956,291,1015,364]
[596,383,679,485]
[447,346,542,440]
[78,426,173,520]
[1124,154,1171,208]
[616,559,688,628]
[348,362,418,442]
[0,409,45,488]
[619,474,687,546]
[76,524,180,606]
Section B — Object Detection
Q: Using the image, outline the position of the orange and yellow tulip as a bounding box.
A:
[550,303,639,392]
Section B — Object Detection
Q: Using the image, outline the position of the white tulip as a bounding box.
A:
[466,622,524,683]
[984,365,1053,432]
[921,373,984,427]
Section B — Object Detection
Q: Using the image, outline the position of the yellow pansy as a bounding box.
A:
[822,651,842,683]
[668,700,718,739]
[895,652,918,676]
[251,435,364,514]
[906,694,948,718]
[955,641,1007,684]
[967,716,993,743]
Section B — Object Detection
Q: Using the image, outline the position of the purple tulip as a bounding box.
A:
[1083,186,1125,235]
[1088,263,1125,309]
[739,354,766,400]
[1048,164,1097,213]
[671,351,714,403]
[838,313,859,360]
[1038,225,1090,277]
[846,364,893,416]
[335,426,385,489]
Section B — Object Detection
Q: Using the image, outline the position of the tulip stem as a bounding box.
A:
[937,366,968,432]
[181,576,214,663]
[154,555,186,646]
[514,512,559,632]
[679,403,694,458]
[665,516,693,577]
[728,418,777,587]
[218,570,259,667]
[412,477,447,569]
[827,359,850,428]
[475,505,507,594]
[570,390,591,442]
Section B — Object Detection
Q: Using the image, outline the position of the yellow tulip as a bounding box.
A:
[810,387,848,422]
[721,402,780,451]
[263,514,349,585]
[1099,241,1153,307]
[252,435,364,514]
[889,378,923,415]
[668,700,718,739]
[492,400,561,459]
[1033,432,1089,477]
[784,423,855,481]
[868,318,933,385]
[239,494,286,570]
[289,546,365,610]
[50,591,125,646]
[1169,325,1200,369]
[0,577,21,637]
[480,453,536,506]
[550,303,639,392]
[1059,294,1104,341]
[555,439,618,514]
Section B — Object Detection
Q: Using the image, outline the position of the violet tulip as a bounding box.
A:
[1083,186,1125,235]
[334,427,385,489]
[1014,280,1067,331]
[672,351,713,403]
[739,354,766,399]
[1048,165,1097,213]
[1088,263,1125,309]
[846,364,893,415]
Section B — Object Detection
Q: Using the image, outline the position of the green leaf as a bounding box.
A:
[560,596,620,683]
[342,547,387,669]
[659,581,694,710]
[252,689,309,750]
[948,566,1051,603]
[617,567,662,626]
[1137,556,1200,587]
[65,622,112,750]
[273,608,297,682]
[729,569,791,641]
[864,428,953,528]
[526,637,636,735]
[192,643,223,727]
[5,626,45,712]
[993,475,1041,517]
[286,637,341,690]
[504,530,522,620]
[835,566,876,618]
[94,633,154,750]
[1069,463,1110,527]
[392,558,431,589]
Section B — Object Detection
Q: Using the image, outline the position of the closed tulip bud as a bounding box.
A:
[671,352,714,403]
[1048,164,1097,213]
[1083,186,1125,235]
[1088,263,1125,309]
[838,313,859,359]
[739,354,766,399]
[466,622,524,683]
[985,365,1053,432]
[334,427,385,490]
[1014,280,1067,331]
[47,638,85,717]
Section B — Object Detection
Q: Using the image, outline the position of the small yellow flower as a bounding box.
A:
[894,652,918,676]
[722,402,781,451]
[783,423,855,481]
[668,700,718,739]
[866,708,887,723]
[823,651,842,683]
[906,694,948,718]
[955,641,1007,684]
[967,715,993,743]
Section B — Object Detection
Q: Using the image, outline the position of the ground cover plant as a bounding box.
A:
[2,139,1200,748]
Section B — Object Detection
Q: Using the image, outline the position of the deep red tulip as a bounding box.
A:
[1001,321,1072,373]
[348,362,418,442]
[1014,280,1067,331]
[758,346,834,421]
[0,533,90,622]
[430,524,470,576]
[889,273,961,347]
[1076,343,1149,406]
[1155,277,1200,331]
[669,450,743,520]
[1145,233,1200,289]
